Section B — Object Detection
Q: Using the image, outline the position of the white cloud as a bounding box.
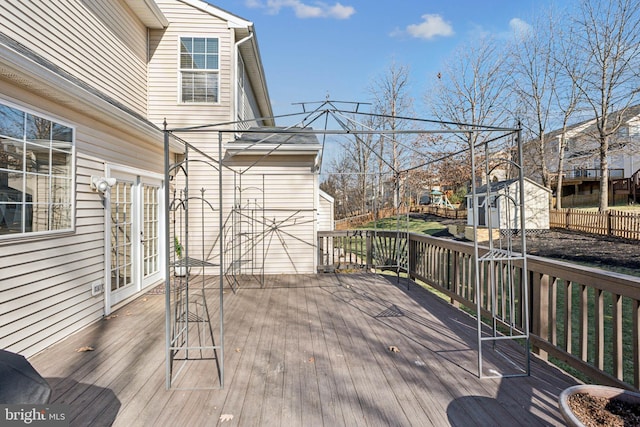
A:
[509,17,532,37]
[326,3,355,19]
[405,14,454,40]
[247,0,355,19]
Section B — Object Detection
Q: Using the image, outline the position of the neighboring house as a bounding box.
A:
[223,127,324,274]
[318,190,335,231]
[0,1,324,358]
[528,105,640,205]
[467,178,551,231]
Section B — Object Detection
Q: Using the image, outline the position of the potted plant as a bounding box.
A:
[174,237,188,277]
[558,384,640,426]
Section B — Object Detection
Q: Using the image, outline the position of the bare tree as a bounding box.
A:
[369,61,414,210]
[510,11,559,190]
[512,7,583,208]
[323,153,357,219]
[336,114,376,214]
[552,24,583,209]
[568,0,640,211]
[428,36,514,188]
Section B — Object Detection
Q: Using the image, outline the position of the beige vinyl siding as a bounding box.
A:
[76,127,165,167]
[148,0,235,128]
[318,191,334,231]
[0,153,105,358]
[170,146,318,275]
[227,167,317,275]
[262,173,316,274]
[0,85,165,357]
[169,137,229,274]
[1,0,148,115]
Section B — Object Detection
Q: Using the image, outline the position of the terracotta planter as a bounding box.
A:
[558,384,640,427]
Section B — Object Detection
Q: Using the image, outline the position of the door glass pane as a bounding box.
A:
[111,181,133,292]
[143,184,159,277]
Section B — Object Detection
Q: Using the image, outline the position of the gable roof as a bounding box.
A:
[178,0,253,27]
[543,104,640,141]
[319,189,335,203]
[473,177,551,194]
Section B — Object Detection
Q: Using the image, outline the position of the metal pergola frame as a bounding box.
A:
[162,100,529,389]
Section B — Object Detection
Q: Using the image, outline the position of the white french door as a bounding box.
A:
[106,166,163,311]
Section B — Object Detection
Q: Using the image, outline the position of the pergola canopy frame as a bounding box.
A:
[162,100,529,389]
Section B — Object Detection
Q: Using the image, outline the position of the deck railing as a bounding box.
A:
[561,168,625,179]
[317,230,640,390]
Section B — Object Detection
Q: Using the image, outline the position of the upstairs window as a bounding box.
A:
[180,37,219,103]
[617,125,629,138]
[0,102,74,237]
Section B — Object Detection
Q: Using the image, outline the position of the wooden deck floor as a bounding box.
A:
[30,273,580,426]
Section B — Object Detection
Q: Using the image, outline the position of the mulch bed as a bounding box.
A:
[418,213,640,274]
[518,229,640,272]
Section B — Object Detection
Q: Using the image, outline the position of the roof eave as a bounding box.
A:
[226,144,322,154]
[124,0,169,29]
[177,0,253,27]
[236,26,274,125]
[0,36,180,150]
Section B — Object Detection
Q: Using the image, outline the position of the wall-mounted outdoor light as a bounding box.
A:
[91,176,116,193]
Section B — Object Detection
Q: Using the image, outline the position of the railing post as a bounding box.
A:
[531,271,549,360]
[318,234,322,270]
[366,231,373,269]
[318,234,325,272]
[408,234,414,281]
[633,300,640,389]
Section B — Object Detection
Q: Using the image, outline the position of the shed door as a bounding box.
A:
[477,196,487,226]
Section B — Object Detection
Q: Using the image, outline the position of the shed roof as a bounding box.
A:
[473,177,551,194]
[228,127,323,149]
[224,127,323,171]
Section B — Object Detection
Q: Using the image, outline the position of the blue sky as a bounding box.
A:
[209,0,566,123]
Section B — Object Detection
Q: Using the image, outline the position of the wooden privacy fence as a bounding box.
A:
[317,230,640,390]
[410,205,467,219]
[550,209,640,240]
[334,206,409,230]
[335,205,465,230]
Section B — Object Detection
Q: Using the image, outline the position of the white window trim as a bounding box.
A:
[177,35,221,105]
[0,98,76,241]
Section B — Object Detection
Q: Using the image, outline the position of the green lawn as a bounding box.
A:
[356,215,447,235]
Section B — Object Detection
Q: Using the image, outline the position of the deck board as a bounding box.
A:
[29,273,580,426]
